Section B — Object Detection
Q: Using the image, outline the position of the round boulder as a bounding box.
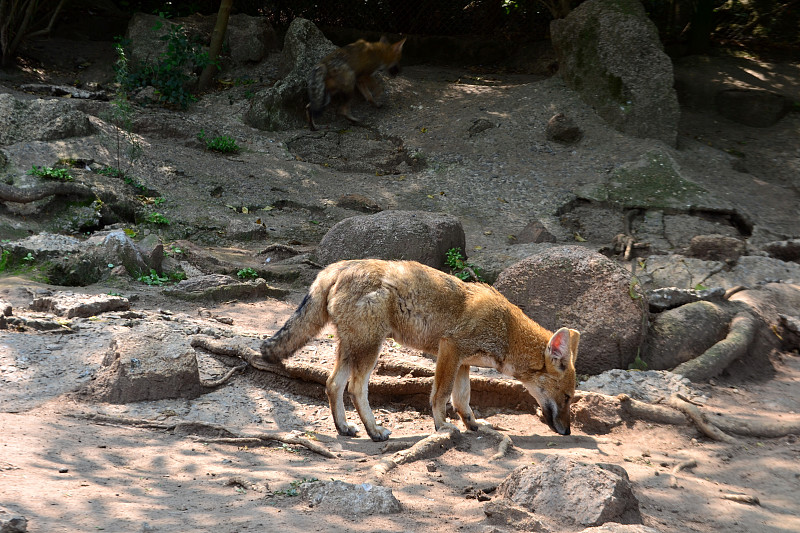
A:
[493,246,647,375]
[316,210,465,270]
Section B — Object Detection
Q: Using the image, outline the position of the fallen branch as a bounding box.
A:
[73,413,336,458]
[0,182,95,203]
[370,424,460,480]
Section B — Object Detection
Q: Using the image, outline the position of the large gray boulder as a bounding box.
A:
[550,0,679,146]
[89,323,204,403]
[244,18,336,131]
[496,455,641,527]
[316,210,466,270]
[493,246,647,375]
[0,94,93,145]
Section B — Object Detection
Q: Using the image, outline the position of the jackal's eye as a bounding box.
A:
[564,394,572,404]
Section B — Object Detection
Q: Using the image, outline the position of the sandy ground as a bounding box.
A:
[1,29,800,533]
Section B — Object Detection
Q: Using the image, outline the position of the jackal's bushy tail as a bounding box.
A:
[260,281,330,363]
[307,64,330,118]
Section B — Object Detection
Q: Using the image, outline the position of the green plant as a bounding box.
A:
[28,165,73,181]
[197,130,240,153]
[145,212,170,225]
[115,18,215,109]
[102,40,144,178]
[22,252,34,262]
[137,269,169,286]
[274,477,319,497]
[0,249,10,272]
[168,270,187,282]
[237,267,258,279]
[628,352,648,371]
[445,248,483,282]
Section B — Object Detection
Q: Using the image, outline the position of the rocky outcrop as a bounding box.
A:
[244,18,336,131]
[550,0,679,146]
[0,94,94,145]
[494,246,647,375]
[315,210,466,270]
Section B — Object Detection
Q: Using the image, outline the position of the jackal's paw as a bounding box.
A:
[259,344,280,364]
[435,421,461,434]
[336,422,360,438]
[368,425,392,442]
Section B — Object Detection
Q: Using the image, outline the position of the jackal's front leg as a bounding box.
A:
[451,363,479,431]
[430,340,461,431]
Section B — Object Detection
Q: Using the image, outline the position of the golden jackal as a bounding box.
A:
[260,259,580,442]
[306,36,406,131]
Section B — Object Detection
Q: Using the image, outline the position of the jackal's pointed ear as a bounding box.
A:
[568,328,580,363]
[546,327,576,371]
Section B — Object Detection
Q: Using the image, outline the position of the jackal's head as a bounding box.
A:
[523,327,580,436]
[379,36,406,77]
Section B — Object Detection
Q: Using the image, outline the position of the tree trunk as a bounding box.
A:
[198,0,233,91]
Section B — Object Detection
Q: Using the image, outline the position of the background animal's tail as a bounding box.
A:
[260,278,331,363]
[307,64,329,118]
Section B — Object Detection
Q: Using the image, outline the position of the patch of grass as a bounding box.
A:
[445,247,483,282]
[197,130,240,153]
[28,165,73,182]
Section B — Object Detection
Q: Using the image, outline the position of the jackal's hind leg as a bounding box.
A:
[326,353,359,437]
[347,339,391,442]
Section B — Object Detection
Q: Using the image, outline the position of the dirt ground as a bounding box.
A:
[1,29,800,533]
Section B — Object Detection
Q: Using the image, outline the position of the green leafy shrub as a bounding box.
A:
[198,130,240,153]
[445,247,483,282]
[115,18,214,109]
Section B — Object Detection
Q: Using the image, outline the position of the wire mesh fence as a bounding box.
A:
[234,0,798,51]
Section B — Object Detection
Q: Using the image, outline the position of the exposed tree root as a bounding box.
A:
[0,182,95,203]
[672,312,758,381]
[668,394,738,443]
[370,424,460,480]
[478,424,515,462]
[72,413,336,458]
[190,335,532,404]
[669,458,697,488]
[722,493,760,505]
[200,361,248,388]
[704,412,800,438]
[577,391,799,441]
